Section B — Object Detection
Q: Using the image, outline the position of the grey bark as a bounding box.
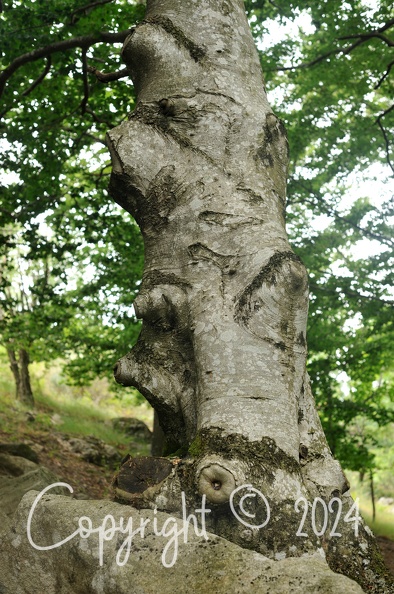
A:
[107,1,392,591]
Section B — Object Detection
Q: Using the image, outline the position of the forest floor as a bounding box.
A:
[0,394,151,499]
[0,390,393,577]
[1,422,394,578]
[378,537,394,576]
[0,424,118,499]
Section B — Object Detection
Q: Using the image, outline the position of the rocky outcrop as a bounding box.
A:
[0,442,39,464]
[0,490,366,594]
[57,435,121,468]
[0,453,62,538]
[0,451,38,477]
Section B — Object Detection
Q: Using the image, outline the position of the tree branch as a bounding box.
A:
[87,65,129,82]
[21,56,52,97]
[375,104,394,175]
[0,56,53,119]
[270,18,394,72]
[270,39,365,72]
[374,59,394,89]
[82,132,107,146]
[338,17,394,43]
[376,103,394,122]
[294,180,394,247]
[84,105,115,128]
[309,280,393,306]
[0,29,131,98]
[60,125,106,146]
[267,0,282,10]
[92,163,111,189]
[339,32,394,47]
[80,48,90,114]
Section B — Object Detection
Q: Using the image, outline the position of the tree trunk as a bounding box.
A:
[370,470,376,522]
[151,409,166,456]
[108,1,392,590]
[7,347,34,407]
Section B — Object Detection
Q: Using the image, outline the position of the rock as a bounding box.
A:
[0,467,64,537]
[0,491,366,594]
[24,440,45,455]
[379,497,394,506]
[112,417,152,440]
[50,413,63,425]
[0,442,39,464]
[0,452,38,477]
[59,435,121,468]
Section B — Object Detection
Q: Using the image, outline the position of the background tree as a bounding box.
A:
[0,0,144,394]
[0,227,75,405]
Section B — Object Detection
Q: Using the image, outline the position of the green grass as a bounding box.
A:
[31,389,152,445]
[44,394,150,445]
[347,470,394,541]
[0,354,153,450]
[354,495,394,541]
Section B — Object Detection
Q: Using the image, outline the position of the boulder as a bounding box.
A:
[112,417,152,441]
[59,435,121,468]
[0,442,39,464]
[0,490,366,594]
[0,452,38,477]
[379,497,394,507]
[0,465,63,537]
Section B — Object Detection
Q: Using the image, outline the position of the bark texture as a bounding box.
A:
[108,1,392,591]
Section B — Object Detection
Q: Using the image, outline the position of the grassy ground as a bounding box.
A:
[348,472,394,541]
[349,487,394,576]
[0,357,153,498]
[358,501,394,541]
[0,357,153,440]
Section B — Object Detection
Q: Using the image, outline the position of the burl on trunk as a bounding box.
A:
[107,1,391,591]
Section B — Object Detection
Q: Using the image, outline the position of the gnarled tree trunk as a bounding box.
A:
[108,1,392,591]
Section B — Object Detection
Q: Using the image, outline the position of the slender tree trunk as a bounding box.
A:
[370,470,376,522]
[7,347,34,407]
[108,1,392,590]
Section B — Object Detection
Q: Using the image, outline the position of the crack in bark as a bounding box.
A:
[236,185,267,204]
[198,210,262,227]
[142,270,191,290]
[143,15,206,61]
[196,87,239,104]
[131,101,219,167]
[234,251,304,322]
[188,243,235,269]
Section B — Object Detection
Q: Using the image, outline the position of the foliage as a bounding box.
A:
[0,0,144,387]
[0,0,393,473]
[245,0,394,473]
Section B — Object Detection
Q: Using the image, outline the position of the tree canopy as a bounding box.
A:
[1,0,393,475]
